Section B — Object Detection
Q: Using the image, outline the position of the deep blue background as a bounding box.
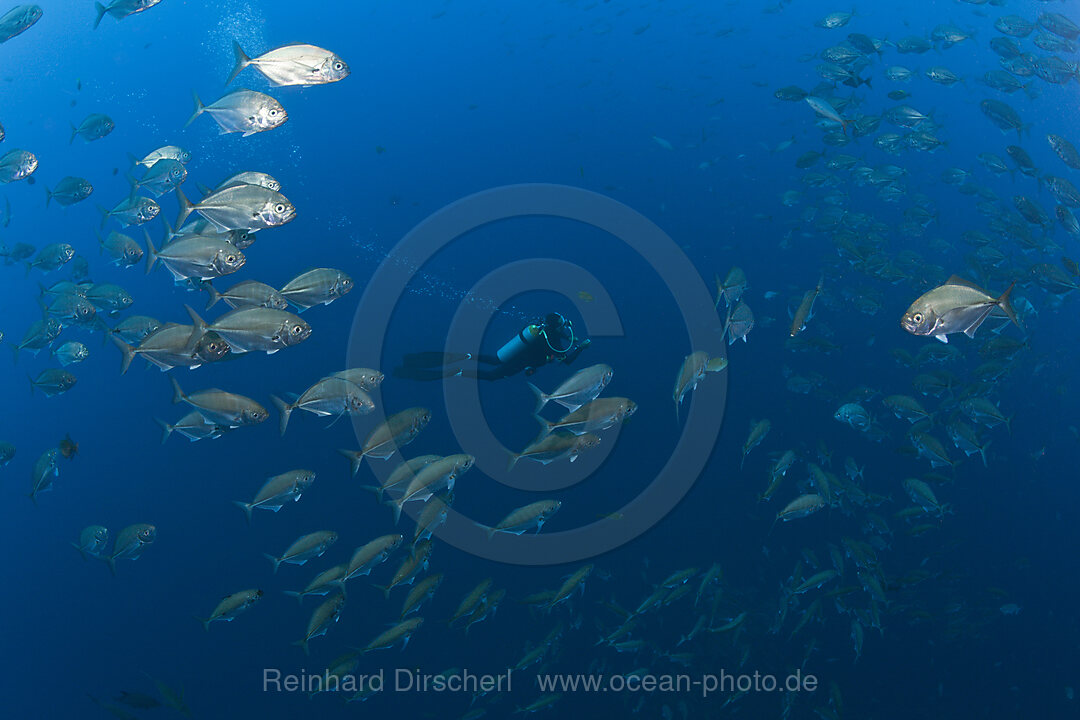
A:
[1,0,1077,717]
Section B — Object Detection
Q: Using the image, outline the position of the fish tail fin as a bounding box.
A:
[11,344,19,366]
[45,186,52,208]
[161,214,176,243]
[997,280,1022,332]
[96,204,109,230]
[27,373,34,396]
[174,185,194,228]
[391,499,403,525]
[170,377,186,405]
[105,555,116,576]
[227,41,251,86]
[282,590,303,602]
[143,228,158,275]
[69,124,77,145]
[373,584,391,600]
[291,638,310,656]
[93,2,108,29]
[270,395,292,437]
[198,617,211,632]
[184,91,205,130]
[507,452,520,472]
[204,282,221,310]
[713,273,723,308]
[337,448,363,477]
[231,500,253,525]
[526,381,548,414]
[182,304,208,353]
[980,440,991,468]
[71,542,87,561]
[126,152,140,170]
[110,334,136,375]
[264,554,282,574]
[532,414,553,440]
[359,484,384,500]
[154,417,173,444]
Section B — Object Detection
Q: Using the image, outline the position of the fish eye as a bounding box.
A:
[293,325,303,334]
[274,203,286,214]
[913,313,923,323]
[226,255,236,263]
[334,62,344,70]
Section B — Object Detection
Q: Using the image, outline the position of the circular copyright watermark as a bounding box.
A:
[345,184,726,565]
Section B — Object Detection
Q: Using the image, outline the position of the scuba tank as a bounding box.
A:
[497,324,544,364]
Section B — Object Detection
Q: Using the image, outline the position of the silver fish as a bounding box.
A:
[0,149,38,183]
[529,363,612,413]
[232,470,316,524]
[98,230,144,268]
[145,230,246,282]
[265,530,338,573]
[0,4,42,42]
[185,305,311,355]
[199,589,262,630]
[902,276,1020,343]
[270,378,374,435]
[69,113,114,144]
[129,145,192,168]
[293,592,345,655]
[110,315,163,345]
[174,184,295,232]
[185,89,287,137]
[45,177,93,207]
[205,280,287,311]
[169,378,268,428]
[72,525,109,560]
[228,41,350,87]
[723,301,755,344]
[155,410,231,444]
[98,194,160,229]
[104,523,157,574]
[279,268,354,312]
[131,159,186,197]
[93,0,164,29]
[28,447,60,504]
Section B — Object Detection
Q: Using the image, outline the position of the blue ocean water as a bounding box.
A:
[1,0,1078,717]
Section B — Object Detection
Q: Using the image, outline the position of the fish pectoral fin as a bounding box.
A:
[962,306,996,338]
[934,334,948,344]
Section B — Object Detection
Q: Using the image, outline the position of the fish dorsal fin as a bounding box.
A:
[945,275,985,292]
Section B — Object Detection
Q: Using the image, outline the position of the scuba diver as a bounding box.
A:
[395,312,591,381]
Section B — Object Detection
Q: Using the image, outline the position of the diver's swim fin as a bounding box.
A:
[392,365,465,381]
[400,351,473,368]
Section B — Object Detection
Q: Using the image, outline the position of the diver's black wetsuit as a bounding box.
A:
[395,314,590,381]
